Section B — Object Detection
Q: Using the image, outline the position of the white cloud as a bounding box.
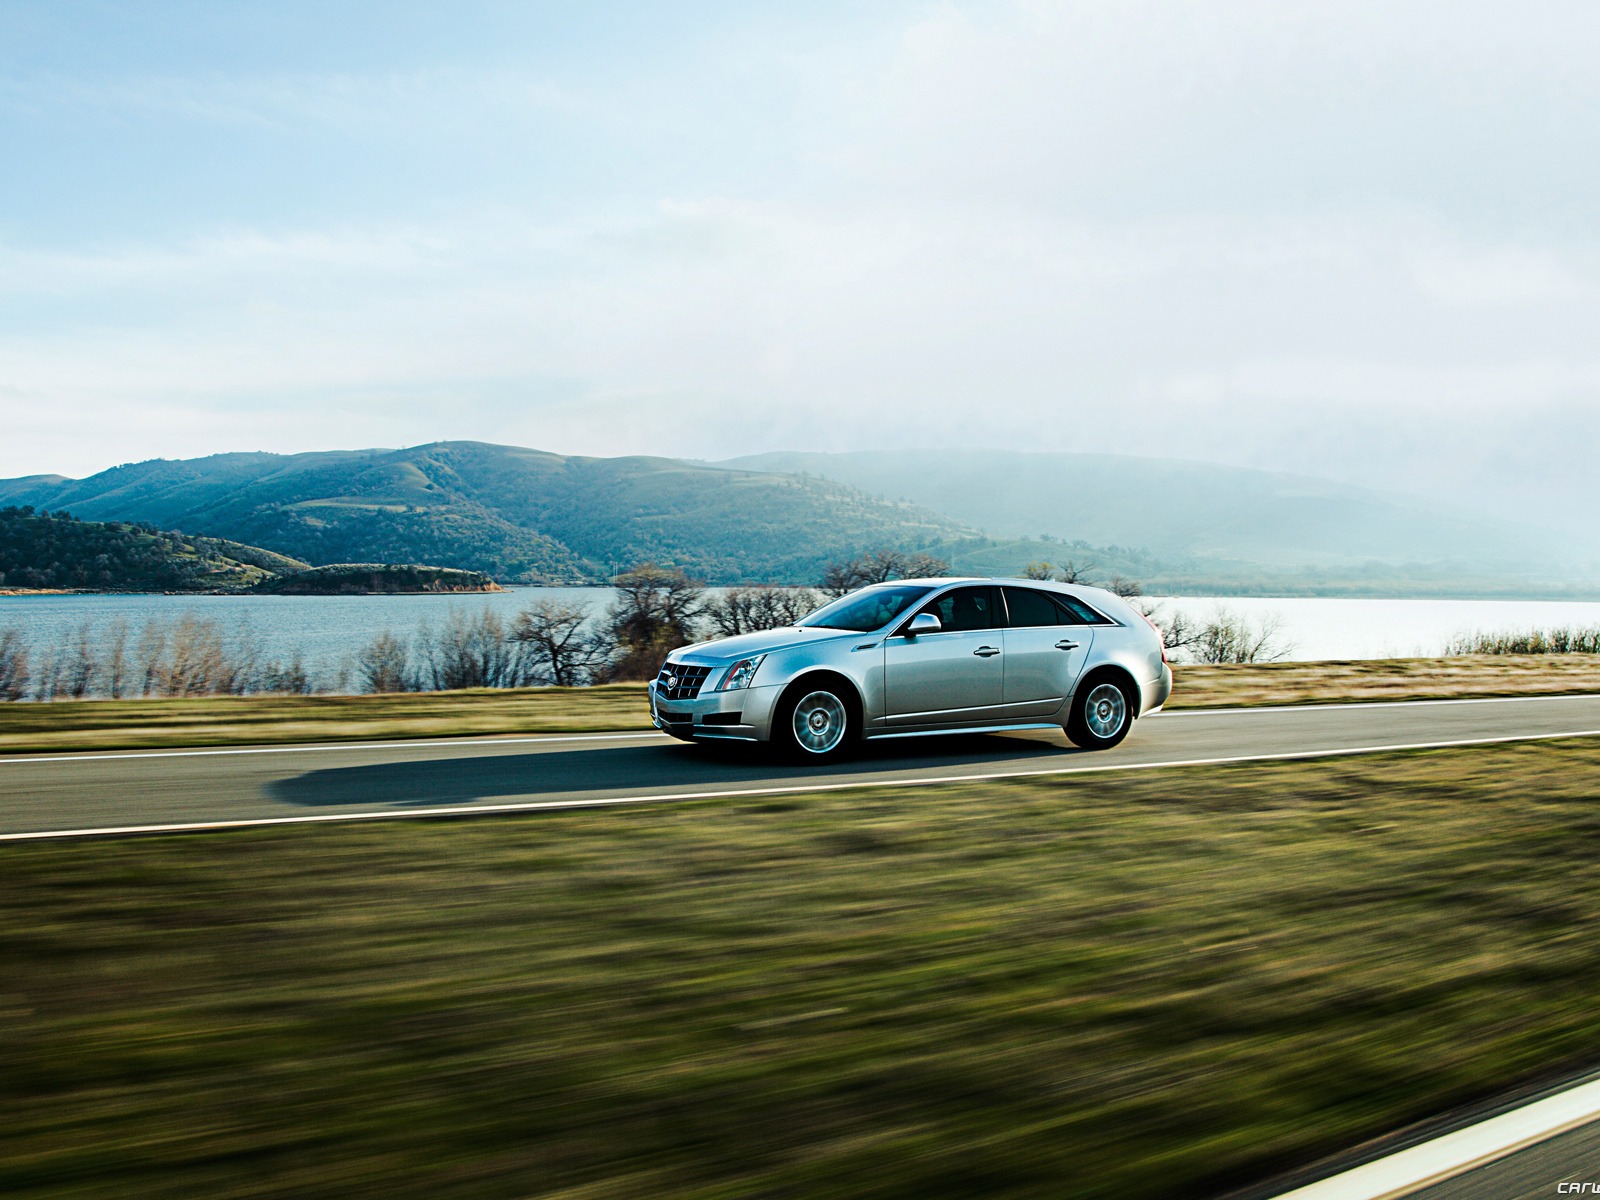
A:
[1408,245,1588,307]
[3,200,1598,498]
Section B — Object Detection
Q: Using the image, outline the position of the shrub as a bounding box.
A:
[1446,626,1600,656]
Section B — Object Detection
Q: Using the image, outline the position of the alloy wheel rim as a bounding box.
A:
[793,691,847,754]
[1084,683,1127,740]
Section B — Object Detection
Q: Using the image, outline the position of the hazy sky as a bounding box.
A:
[2,0,1597,520]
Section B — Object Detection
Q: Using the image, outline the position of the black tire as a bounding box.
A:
[1065,673,1135,750]
[772,680,858,762]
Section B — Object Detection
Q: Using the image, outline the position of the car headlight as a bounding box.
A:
[719,655,765,691]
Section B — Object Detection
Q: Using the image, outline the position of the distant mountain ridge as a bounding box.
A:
[3,442,1583,595]
[0,443,971,585]
[715,449,1558,573]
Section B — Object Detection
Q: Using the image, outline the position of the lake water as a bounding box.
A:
[1145,596,1600,661]
[3,589,1600,693]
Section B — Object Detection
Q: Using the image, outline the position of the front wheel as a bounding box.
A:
[774,684,856,762]
[1065,676,1134,750]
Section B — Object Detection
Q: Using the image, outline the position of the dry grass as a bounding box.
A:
[1166,653,1600,710]
[0,685,654,754]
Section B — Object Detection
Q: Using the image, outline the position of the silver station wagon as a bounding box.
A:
[649,577,1173,759]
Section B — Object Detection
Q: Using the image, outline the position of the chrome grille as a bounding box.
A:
[656,662,713,701]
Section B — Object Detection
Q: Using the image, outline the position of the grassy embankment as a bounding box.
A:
[3,654,1598,755]
[6,739,1600,1198]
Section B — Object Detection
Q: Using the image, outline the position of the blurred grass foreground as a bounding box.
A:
[8,739,1600,1197]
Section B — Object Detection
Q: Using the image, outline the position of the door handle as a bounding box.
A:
[1054,640,1081,651]
[973,646,1001,657]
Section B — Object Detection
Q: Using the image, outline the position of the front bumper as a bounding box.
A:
[648,679,785,742]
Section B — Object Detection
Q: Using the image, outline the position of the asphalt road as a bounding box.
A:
[4,693,1600,839]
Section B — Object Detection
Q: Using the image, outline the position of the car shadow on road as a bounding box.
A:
[266,732,1081,809]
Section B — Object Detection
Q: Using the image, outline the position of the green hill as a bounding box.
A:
[0,443,972,585]
[0,507,309,592]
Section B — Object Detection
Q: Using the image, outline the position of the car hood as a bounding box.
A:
[677,626,857,662]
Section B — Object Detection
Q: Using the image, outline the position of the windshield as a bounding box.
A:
[799,584,935,632]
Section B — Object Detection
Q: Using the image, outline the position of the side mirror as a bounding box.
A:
[904,612,942,638]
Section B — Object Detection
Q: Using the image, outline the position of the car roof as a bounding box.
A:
[873,576,1095,589]
[867,576,979,587]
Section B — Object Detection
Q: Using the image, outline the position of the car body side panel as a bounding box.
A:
[882,628,1006,724]
[1000,625,1095,716]
[761,636,884,725]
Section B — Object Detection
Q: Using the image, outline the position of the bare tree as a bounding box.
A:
[103,618,129,699]
[1128,599,1289,665]
[0,629,29,701]
[358,630,414,693]
[137,621,168,697]
[1054,558,1097,584]
[603,563,704,681]
[264,653,314,695]
[1191,609,1290,664]
[30,637,64,701]
[513,600,610,687]
[902,551,952,580]
[820,550,952,598]
[1125,599,1201,660]
[1020,558,1102,584]
[1107,575,1143,599]
[419,609,522,690]
[703,586,824,637]
[1147,607,1200,658]
[0,615,340,701]
[160,616,231,697]
[221,625,265,696]
[61,622,97,700]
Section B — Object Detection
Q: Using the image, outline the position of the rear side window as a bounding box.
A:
[1055,594,1112,625]
[1003,587,1067,628]
[917,586,1001,633]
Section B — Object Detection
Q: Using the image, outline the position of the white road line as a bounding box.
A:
[3,692,1598,767]
[0,731,663,766]
[1270,1076,1600,1199]
[4,727,1599,843]
[1153,692,1600,717]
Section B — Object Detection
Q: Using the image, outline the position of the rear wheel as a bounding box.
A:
[774,683,856,762]
[1066,675,1134,750]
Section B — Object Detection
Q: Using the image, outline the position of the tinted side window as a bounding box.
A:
[919,586,1000,633]
[1003,587,1065,628]
[1055,595,1110,625]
